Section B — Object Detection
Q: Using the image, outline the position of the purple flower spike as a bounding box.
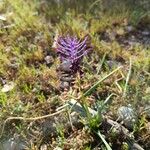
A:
[55,35,92,73]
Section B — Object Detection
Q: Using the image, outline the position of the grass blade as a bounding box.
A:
[97,130,112,150]
[97,53,107,75]
[123,58,132,97]
[83,66,122,97]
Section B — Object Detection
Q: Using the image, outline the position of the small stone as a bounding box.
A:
[117,105,138,129]
[44,55,54,65]
[0,15,6,21]
[141,30,150,36]
[1,137,27,150]
[59,81,69,90]
[125,25,134,32]
[1,82,15,92]
[59,60,72,72]
[40,144,47,150]
[60,76,74,82]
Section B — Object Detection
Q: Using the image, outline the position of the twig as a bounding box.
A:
[104,118,144,150]
[0,109,66,139]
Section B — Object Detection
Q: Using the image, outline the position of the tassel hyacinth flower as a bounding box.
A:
[54,35,92,90]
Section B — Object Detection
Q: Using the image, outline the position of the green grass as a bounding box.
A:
[0,0,149,149]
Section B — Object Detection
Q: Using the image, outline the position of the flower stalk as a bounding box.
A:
[54,35,92,90]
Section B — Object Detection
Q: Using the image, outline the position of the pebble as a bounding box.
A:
[141,30,150,36]
[0,15,6,21]
[44,55,54,65]
[117,105,138,129]
[59,60,72,72]
[0,137,27,150]
[59,81,70,90]
[60,76,74,82]
[125,25,135,32]
[40,144,48,150]
[1,82,15,92]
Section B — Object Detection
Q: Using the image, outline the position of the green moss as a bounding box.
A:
[0,0,149,149]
